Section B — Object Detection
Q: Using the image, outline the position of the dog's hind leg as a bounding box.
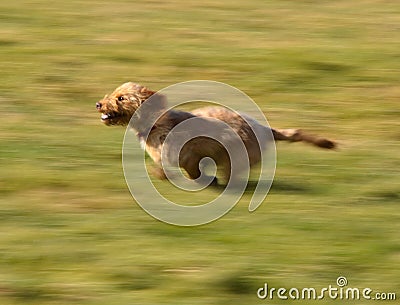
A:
[271,128,336,149]
[180,155,219,186]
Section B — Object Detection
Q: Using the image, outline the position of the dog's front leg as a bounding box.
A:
[148,164,167,180]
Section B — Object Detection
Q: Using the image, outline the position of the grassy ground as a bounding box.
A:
[1,0,399,304]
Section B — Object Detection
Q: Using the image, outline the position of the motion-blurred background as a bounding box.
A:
[0,1,399,304]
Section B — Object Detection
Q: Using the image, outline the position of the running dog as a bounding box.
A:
[96,82,335,184]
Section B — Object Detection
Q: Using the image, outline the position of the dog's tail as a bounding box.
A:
[271,128,336,149]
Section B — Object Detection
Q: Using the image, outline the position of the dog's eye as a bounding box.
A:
[117,96,125,101]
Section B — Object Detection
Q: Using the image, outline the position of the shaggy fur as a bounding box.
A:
[96,82,335,184]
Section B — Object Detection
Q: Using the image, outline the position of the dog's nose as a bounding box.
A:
[96,102,102,109]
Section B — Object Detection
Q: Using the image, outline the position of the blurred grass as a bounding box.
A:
[0,0,399,304]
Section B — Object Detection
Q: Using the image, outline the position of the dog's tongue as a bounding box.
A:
[101,114,109,120]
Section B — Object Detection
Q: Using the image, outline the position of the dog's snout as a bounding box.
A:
[96,102,102,110]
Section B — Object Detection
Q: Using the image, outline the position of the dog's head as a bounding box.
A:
[96,82,156,126]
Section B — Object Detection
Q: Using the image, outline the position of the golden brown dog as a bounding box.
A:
[96,82,335,185]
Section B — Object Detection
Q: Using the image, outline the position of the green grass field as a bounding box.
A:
[1,0,399,304]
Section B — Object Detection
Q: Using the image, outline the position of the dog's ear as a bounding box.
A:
[141,92,167,110]
[125,84,168,131]
[131,92,168,131]
[136,86,156,104]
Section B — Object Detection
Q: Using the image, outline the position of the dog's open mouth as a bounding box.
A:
[101,112,121,121]
[100,112,130,125]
